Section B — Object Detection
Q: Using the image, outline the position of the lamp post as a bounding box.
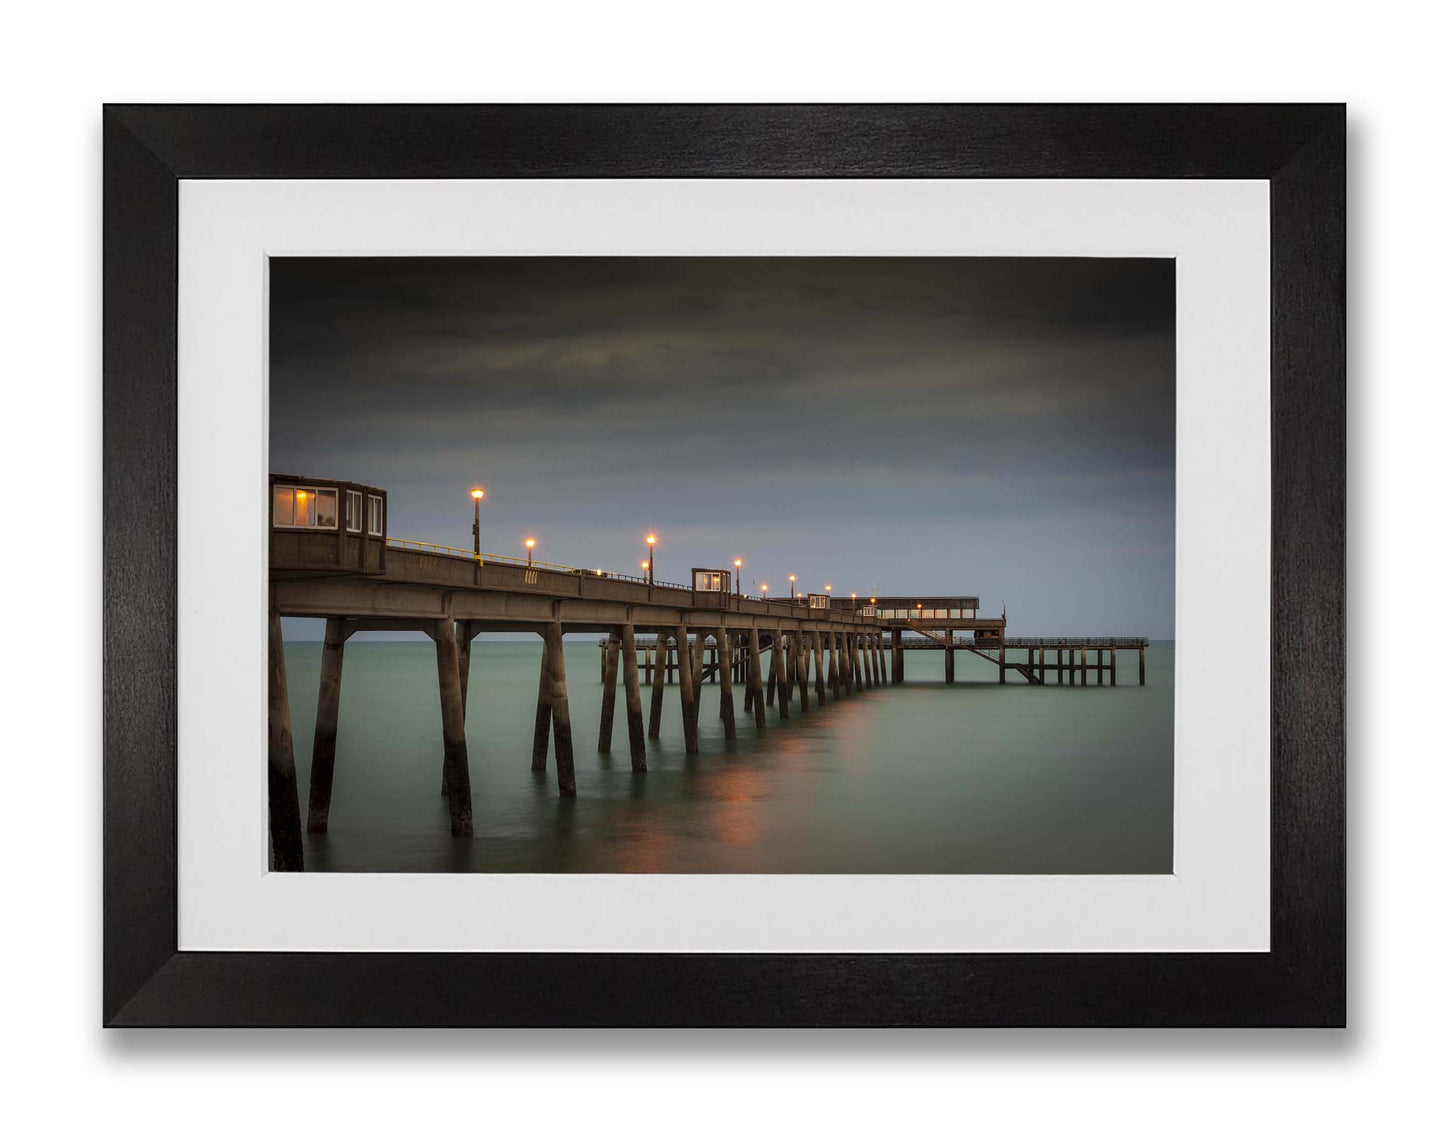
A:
[789,574,797,600]
[646,534,656,587]
[734,558,743,603]
[524,538,535,565]
[641,560,650,582]
[470,487,485,557]
[761,583,769,600]
[825,583,832,606]
[851,591,858,610]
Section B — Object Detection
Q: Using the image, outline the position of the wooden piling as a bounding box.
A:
[543,621,576,796]
[872,633,884,686]
[1111,647,1117,687]
[747,627,767,729]
[766,638,778,707]
[852,635,864,692]
[717,626,737,738]
[532,641,552,769]
[267,600,304,871]
[648,637,666,738]
[433,614,474,835]
[620,624,647,770]
[597,628,620,755]
[743,634,754,714]
[863,633,874,689]
[776,634,791,719]
[306,616,346,834]
[813,630,827,704]
[944,644,955,684]
[826,631,840,700]
[1139,647,1147,687]
[795,631,811,712]
[891,631,902,684]
[674,625,699,753]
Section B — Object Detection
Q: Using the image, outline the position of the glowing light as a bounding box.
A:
[789,575,796,583]
[524,538,535,549]
[734,558,743,568]
[470,488,484,500]
[646,534,657,546]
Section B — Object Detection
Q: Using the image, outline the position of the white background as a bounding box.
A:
[1,1,1434,1124]
[178,178,1267,954]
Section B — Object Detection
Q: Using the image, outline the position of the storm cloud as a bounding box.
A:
[271,256,1174,638]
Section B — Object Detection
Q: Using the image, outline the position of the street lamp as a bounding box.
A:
[789,574,797,600]
[646,534,657,586]
[824,583,832,604]
[761,583,769,599]
[524,537,535,565]
[641,560,650,580]
[734,558,743,600]
[469,487,485,557]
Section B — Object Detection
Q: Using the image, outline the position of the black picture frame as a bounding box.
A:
[103,104,1344,1027]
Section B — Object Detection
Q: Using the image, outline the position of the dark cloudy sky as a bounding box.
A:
[271,256,1174,638]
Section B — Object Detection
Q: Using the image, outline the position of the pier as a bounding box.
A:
[268,474,1148,870]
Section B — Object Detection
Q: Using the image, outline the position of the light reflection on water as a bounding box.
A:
[284,639,1173,874]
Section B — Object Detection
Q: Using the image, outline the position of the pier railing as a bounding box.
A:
[383,537,866,614]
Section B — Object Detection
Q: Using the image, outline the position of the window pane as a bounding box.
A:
[315,489,338,528]
[368,495,384,534]
[346,491,362,532]
[272,486,294,527]
[294,488,317,527]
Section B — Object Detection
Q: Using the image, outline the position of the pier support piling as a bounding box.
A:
[267,601,304,871]
[812,631,826,704]
[776,634,792,719]
[748,628,767,729]
[827,631,842,700]
[543,621,576,796]
[863,634,874,688]
[433,615,474,835]
[674,625,700,753]
[648,637,666,738]
[597,629,620,755]
[891,631,903,684]
[766,638,778,707]
[1139,647,1146,687]
[793,631,809,712]
[306,616,346,834]
[718,626,737,738]
[620,625,647,769]
[852,635,864,692]
[532,642,552,769]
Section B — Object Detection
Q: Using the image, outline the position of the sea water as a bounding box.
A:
[282,639,1173,874]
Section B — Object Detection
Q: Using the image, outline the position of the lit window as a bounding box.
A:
[272,485,295,526]
[345,490,363,532]
[367,495,384,535]
[314,488,338,528]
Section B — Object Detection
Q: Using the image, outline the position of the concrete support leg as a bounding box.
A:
[811,631,825,704]
[717,627,737,738]
[1139,647,1147,687]
[766,639,778,707]
[891,632,902,684]
[748,627,767,730]
[795,631,810,712]
[825,631,839,701]
[853,636,864,692]
[532,641,552,769]
[597,629,620,755]
[648,638,666,738]
[267,600,304,871]
[863,634,874,688]
[743,636,754,714]
[872,634,883,686]
[776,634,791,719]
[433,616,474,836]
[543,621,576,796]
[620,625,647,770]
[1111,648,1117,687]
[674,625,699,754]
[945,646,955,684]
[306,616,346,834]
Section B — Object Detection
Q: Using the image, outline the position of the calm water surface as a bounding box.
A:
[283,639,1173,874]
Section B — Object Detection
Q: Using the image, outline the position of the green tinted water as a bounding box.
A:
[282,639,1173,873]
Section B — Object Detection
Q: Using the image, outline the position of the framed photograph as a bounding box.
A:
[104,104,1343,1026]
